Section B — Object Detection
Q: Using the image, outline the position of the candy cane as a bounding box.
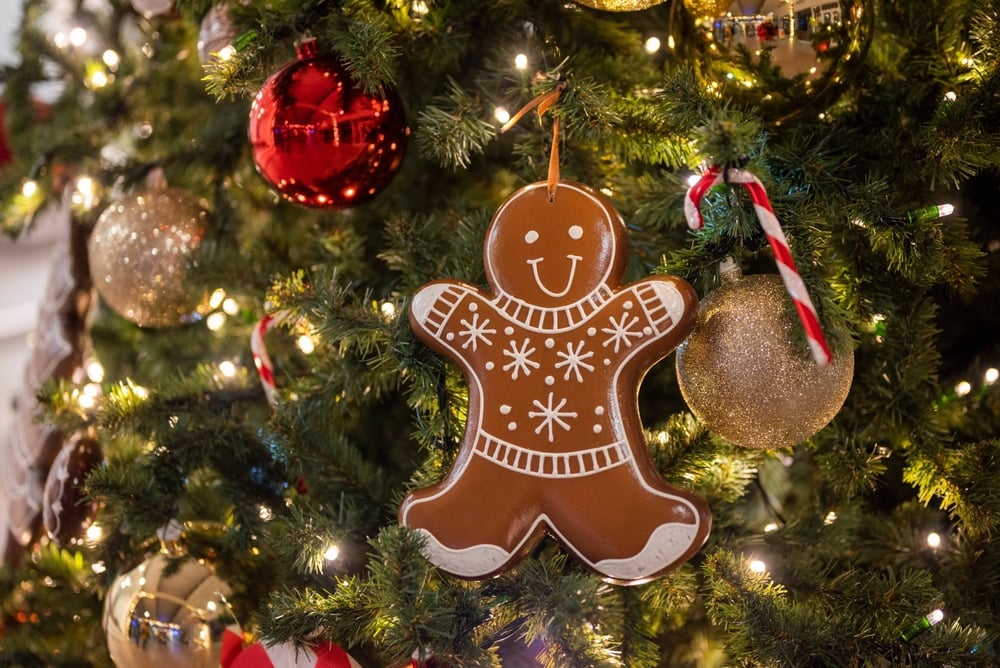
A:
[250,312,285,407]
[685,165,832,366]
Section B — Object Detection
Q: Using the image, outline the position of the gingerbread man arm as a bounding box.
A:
[409,280,501,368]
[596,275,698,365]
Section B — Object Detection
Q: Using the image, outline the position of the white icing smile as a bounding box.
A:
[527,255,583,298]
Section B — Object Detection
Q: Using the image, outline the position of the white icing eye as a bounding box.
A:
[568,225,583,240]
[525,230,539,244]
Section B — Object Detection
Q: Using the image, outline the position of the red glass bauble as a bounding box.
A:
[248,41,408,209]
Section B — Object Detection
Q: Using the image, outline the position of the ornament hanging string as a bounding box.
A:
[500,81,567,201]
[684,165,832,366]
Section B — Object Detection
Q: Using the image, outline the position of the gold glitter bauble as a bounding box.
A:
[683,0,731,18]
[103,552,237,668]
[88,188,209,328]
[576,0,668,11]
[675,274,854,449]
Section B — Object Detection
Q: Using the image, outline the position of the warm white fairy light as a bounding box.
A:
[944,91,957,102]
[824,511,838,525]
[86,360,105,382]
[748,559,767,574]
[494,106,511,124]
[667,35,675,50]
[985,368,999,385]
[296,334,316,354]
[323,543,340,561]
[73,176,98,209]
[926,532,941,549]
[954,380,972,397]
[927,609,944,624]
[133,385,150,399]
[209,288,226,309]
[84,383,102,398]
[69,27,87,47]
[206,311,226,331]
[78,393,96,409]
[380,300,397,319]
[91,561,107,574]
[763,522,779,533]
[103,50,120,68]
[600,187,614,197]
[218,360,237,377]
[222,297,239,315]
[258,505,273,521]
[89,71,109,88]
[514,53,528,70]
[644,37,661,54]
[217,44,236,61]
[21,180,38,198]
[53,32,70,49]
[86,524,103,542]
[411,0,430,15]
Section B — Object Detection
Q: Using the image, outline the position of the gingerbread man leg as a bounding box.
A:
[400,453,547,579]
[542,464,710,583]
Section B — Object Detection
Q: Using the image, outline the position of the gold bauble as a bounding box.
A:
[575,0,668,12]
[103,552,237,668]
[676,273,854,449]
[684,0,731,18]
[88,187,209,328]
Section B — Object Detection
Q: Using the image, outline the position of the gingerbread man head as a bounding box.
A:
[484,182,627,309]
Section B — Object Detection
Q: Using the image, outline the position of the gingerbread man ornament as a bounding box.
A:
[401,181,711,584]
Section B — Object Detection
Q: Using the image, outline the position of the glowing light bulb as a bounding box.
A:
[644,37,661,54]
[21,180,38,198]
[514,53,528,70]
[296,334,316,354]
[217,45,236,61]
[206,312,226,331]
[258,505,273,521]
[78,393,95,409]
[985,368,998,385]
[209,289,226,309]
[222,298,239,315]
[954,381,972,397]
[86,524,103,542]
[103,50,120,68]
[411,0,430,15]
[53,32,69,49]
[926,532,941,549]
[824,511,838,525]
[324,544,340,561]
[91,561,107,574]
[86,360,105,382]
[944,91,957,101]
[748,559,767,574]
[494,106,511,124]
[219,360,237,377]
[89,71,109,88]
[667,35,675,50]
[69,27,87,47]
[763,522,779,533]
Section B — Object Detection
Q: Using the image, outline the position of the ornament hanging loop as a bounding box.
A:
[500,81,567,201]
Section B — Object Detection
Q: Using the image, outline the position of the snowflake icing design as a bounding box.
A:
[554,340,595,382]
[601,312,644,353]
[528,392,578,442]
[458,312,496,351]
[502,338,540,379]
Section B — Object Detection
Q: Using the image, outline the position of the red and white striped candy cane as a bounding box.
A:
[685,165,832,366]
[251,312,285,407]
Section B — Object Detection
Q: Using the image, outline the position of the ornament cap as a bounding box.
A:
[296,37,318,60]
[156,518,185,556]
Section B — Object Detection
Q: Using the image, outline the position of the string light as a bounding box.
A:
[985,368,998,385]
[86,360,105,382]
[217,44,236,61]
[901,609,944,642]
[53,32,70,49]
[88,70,109,88]
[954,381,972,397]
[21,179,38,198]
[411,0,430,15]
[206,312,226,331]
[69,27,87,47]
[380,300,397,320]
[824,511,837,525]
[86,524,103,542]
[514,53,528,70]
[906,203,954,223]
[103,50,120,68]
[926,532,941,549]
[644,37,661,54]
[763,522,779,533]
[323,543,340,561]
[218,360,237,377]
[494,106,511,124]
[296,334,316,354]
[72,176,98,209]
[748,559,767,574]
[222,297,239,315]
[209,288,226,309]
[258,505,273,521]
[667,35,675,50]
[944,91,957,102]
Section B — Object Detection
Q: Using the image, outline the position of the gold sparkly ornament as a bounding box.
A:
[575,0,668,12]
[675,273,854,449]
[103,550,238,668]
[684,0,731,18]
[88,187,210,328]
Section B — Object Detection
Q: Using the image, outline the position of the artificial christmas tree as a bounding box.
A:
[1,0,999,666]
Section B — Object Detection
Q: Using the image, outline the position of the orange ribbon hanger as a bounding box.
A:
[500,80,567,201]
